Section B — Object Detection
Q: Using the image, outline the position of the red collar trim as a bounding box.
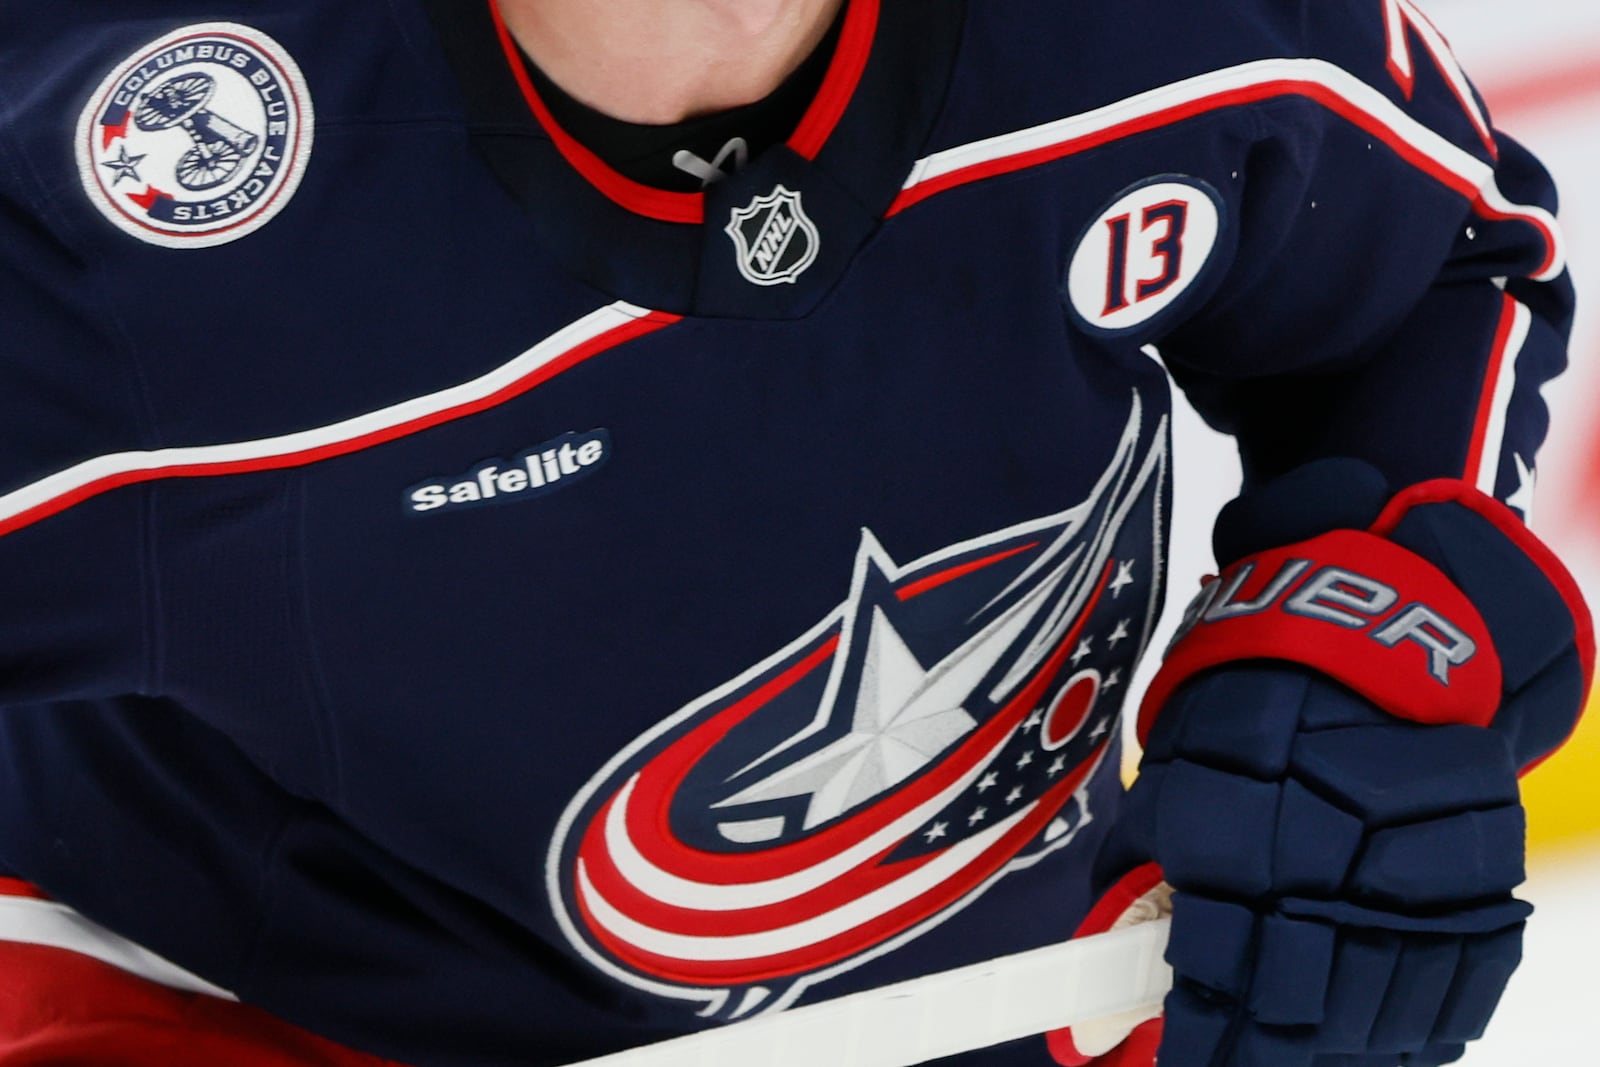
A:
[488,0,878,225]
[790,0,878,157]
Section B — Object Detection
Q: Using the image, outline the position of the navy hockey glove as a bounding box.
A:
[1052,461,1593,1067]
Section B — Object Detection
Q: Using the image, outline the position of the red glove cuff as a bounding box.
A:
[1137,480,1598,749]
[1138,526,1501,745]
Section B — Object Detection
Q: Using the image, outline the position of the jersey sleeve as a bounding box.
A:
[1159,0,1572,519]
[0,131,149,704]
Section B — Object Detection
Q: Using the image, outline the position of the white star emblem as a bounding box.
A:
[1103,668,1122,690]
[976,771,999,793]
[968,806,988,826]
[1107,618,1131,648]
[923,821,949,842]
[1006,785,1024,805]
[1109,560,1136,597]
[1016,750,1034,770]
[1089,718,1110,741]
[1023,709,1043,732]
[1505,453,1536,522]
[1070,638,1093,666]
[1048,755,1067,776]
[714,605,978,828]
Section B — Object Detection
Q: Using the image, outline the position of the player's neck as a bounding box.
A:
[497,0,846,124]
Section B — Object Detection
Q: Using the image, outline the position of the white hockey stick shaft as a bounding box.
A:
[568,918,1173,1067]
[0,893,1170,1067]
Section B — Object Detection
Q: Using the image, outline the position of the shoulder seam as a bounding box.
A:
[0,70,164,692]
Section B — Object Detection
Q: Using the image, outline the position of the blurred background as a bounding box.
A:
[1138,1,1600,1060]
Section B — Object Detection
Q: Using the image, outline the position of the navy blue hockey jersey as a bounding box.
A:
[0,0,1575,1064]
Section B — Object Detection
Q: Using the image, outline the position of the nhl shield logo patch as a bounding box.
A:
[725,184,820,285]
[75,23,314,248]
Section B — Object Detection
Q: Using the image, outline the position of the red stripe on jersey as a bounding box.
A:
[1461,292,1520,488]
[890,64,1561,279]
[0,941,403,1067]
[1469,194,1562,280]
[0,880,49,902]
[0,308,679,540]
[889,77,1480,216]
[895,542,1040,601]
[578,804,939,937]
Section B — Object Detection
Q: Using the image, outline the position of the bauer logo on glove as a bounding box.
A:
[1154,529,1501,730]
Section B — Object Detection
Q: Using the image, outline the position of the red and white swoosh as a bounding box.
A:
[550,397,1167,1013]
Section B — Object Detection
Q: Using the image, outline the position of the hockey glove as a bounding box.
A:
[1051,460,1593,1067]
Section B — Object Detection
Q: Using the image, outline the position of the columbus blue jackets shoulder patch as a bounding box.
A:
[75,23,313,247]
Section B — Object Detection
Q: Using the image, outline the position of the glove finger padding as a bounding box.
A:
[1056,467,1590,1067]
[1143,666,1528,907]
[1158,894,1527,1061]
[1133,666,1531,1066]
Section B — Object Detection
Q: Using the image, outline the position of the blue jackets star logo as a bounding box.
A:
[549,395,1169,1021]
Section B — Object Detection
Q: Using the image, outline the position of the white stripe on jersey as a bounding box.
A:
[1475,298,1534,496]
[0,301,667,537]
[0,892,237,999]
[897,58,1564,282]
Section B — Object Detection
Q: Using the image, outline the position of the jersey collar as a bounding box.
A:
[486,0,878,226]
[422,0,965,317]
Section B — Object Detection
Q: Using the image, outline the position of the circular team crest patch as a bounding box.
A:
[75,23,314,248]
[1065,176,1224,333]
